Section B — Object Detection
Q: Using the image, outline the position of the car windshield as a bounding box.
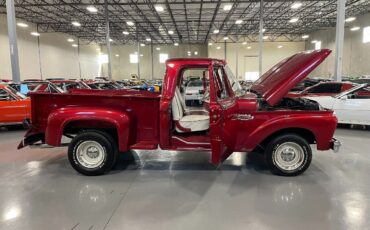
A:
[224,65,243,97]
[188,80,202,87]
[7,85,27,99]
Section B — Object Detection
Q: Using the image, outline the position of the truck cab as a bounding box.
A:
[19,49,340,176]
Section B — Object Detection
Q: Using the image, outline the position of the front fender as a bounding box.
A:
[245,113,337,151]
[46,107,130,152]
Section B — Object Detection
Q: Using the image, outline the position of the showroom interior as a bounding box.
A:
[1,0,370,229]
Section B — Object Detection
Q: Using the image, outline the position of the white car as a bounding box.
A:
[184,80,204,106]
[306,84,370,125]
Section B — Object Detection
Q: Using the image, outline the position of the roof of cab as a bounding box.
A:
[165,58,225,66]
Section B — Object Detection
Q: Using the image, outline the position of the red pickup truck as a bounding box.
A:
[19,49,340,176]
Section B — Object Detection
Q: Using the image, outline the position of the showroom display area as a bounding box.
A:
[1,0,370,229]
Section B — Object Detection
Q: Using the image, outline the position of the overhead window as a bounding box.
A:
[159,53,169,63]
[363,26,370,43]
[129,54,138,64]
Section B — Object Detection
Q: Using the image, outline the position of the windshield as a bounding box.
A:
[188,80,202,87]
[7,85,27,99]
[224,65,243,97]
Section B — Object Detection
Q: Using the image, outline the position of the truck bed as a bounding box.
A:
[29,89,161,146]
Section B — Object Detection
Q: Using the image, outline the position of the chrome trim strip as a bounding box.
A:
[172,136,210,145]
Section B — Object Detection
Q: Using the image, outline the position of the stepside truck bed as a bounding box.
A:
[21,89,161,149]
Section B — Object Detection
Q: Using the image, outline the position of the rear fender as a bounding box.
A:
[245,115,337,151]
[46,107,130,152]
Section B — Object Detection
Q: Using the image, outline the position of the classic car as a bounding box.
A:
[19,49,340,177]
[85,80,122,90]
[287,82,357,97]
[184,79,205,106]
[306,83,370,125]
[0,84,31,127]
[49,80,91,92]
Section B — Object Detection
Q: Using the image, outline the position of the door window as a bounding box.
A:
[0,89,11,101]
[213,66,230,100]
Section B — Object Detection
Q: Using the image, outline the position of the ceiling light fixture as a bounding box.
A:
[242,42,247,45]
[208,42,213,46]
[291,2,302,9]
[122,31,129,35]
[302,34,309,39]
[168,30,174,35]
[67,38,74,42]
[277,45,283,48]
[126,21,134,26]
[235,19,243,24]
[17,22,28,28]
[350,26,360,31]
[247,46,252,49]
[311,40,318,43]
[156,47,160,50]
[223,4,232,11]
[30,32,40,36]
[216,46,221,50]
[146,38,151,41]
[72,44,78,47]
[174,43,179,46]
[289,17,299,23]
[71,21,81,27]
[155,5,164,12]
[263,36,268,40]
[140,43,145,47]
[213,29,219,34]
[345,17,356,22]
[86,6,98,13]
[194,51,198,55]
[223,36,228,40]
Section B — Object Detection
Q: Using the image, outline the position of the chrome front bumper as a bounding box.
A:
[330,138,341,153]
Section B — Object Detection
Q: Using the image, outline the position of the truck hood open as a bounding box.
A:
[250,49,331,106]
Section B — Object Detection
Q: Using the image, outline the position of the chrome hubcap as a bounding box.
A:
[274,142,304,171]
[76,141,105,169]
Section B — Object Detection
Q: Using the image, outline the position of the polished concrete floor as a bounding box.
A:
[0,127,369,230]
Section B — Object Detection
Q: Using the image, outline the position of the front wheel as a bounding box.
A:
[68,131,118,176]
[265,134,312,176]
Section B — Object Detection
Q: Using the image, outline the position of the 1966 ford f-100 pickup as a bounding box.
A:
[19,49,340,176]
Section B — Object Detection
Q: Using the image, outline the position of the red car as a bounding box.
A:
[287,82,355,97]
[19,49,339,176]
[0,84,31,127]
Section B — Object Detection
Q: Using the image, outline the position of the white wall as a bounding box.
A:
[0,15,100,80]
[101,43,208,80]
[306,12,370,78]
[209,41,305,79]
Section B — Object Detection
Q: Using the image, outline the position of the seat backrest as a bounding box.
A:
[175,87,187,110]
[171,90,183,121]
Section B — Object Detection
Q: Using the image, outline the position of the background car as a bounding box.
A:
[184,79,204,106]
[306,84,370,125]
[0,84,30,127]
[288,82,356,97]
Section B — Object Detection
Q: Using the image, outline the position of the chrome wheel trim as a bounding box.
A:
[273,142,305,171]
[76,141,106,169]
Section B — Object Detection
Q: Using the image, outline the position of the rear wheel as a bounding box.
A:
[265,134,312,176]
[68,131,118,176]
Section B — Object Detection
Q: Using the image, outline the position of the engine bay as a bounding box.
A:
[259,97,322,111]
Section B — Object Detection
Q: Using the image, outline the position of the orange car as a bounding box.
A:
[0,84,31,126]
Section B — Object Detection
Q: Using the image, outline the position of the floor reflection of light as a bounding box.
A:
[343,192,367,229]
[3,206,21,221]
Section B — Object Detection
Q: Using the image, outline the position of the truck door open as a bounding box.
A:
[209,64,238,165]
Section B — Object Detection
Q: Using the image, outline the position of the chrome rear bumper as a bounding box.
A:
[330,138,341,153]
